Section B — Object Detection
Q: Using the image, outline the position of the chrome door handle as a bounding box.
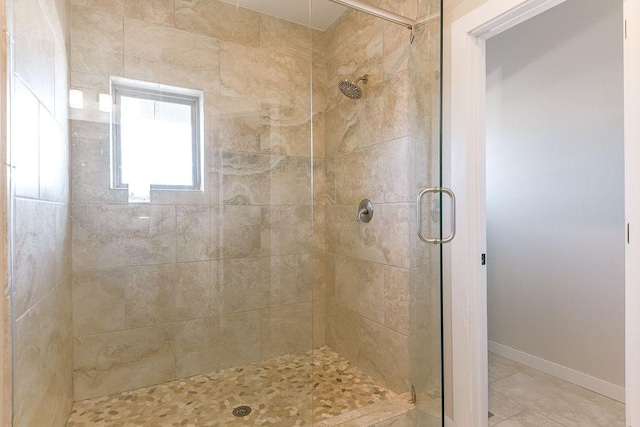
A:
[417,187,456,244]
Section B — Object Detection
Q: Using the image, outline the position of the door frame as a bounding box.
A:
[449,0,639,425]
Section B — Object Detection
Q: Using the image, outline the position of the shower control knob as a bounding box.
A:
[356,199,373,223]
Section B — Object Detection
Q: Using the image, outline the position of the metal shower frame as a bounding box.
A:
[328,0,440,42]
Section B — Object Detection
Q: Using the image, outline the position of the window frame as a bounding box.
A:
[111,80,203,191]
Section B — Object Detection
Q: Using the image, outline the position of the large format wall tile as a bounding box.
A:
[173,311,261,378]
[124,0,175,26]
[270,156,312,205]
[263,206,313,256]
[73,269,126,336]
[176,205,221,261]
[358,317,410,393]
[39,105,69,203]
[71,6,124,75]
[124,18,219,93]
[260,302,313,359]
[221,205,264,258]
[220,42,310,109]
[124,261,219,328]
[14,200,62,319]
[326,204,411,269]
[14,279,72,427]
[14,0,56,113]
[221,152,271,205]
[73,325,176,400]
[334,256,385,324]
[71,0,124,15]
[222,257,270,312]
[71,136,127,204]
[175,0,260,47]
[12,80,41,199]
[72,204,177,270]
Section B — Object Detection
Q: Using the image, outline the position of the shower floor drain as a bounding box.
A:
[232,405,252,417]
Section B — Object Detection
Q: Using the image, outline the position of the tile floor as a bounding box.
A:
[489,352,626,426]
[66,346,415,426]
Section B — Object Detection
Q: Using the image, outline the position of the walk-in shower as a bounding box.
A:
[5,0,444,425]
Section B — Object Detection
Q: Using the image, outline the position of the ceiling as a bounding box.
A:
[219,0,348,30]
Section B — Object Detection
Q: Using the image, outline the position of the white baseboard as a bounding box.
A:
[489,341,625,403]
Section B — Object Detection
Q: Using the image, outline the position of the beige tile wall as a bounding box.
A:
[11,0,73,425]
[69,0,325,400]
[68,0,442,409]
[324,0,443,403]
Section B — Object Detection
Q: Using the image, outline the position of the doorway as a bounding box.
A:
[449,0,640,425]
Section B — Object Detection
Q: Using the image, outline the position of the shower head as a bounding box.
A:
[339,74,369,99]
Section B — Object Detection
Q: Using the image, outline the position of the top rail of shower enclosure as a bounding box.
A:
[328,0,440,30]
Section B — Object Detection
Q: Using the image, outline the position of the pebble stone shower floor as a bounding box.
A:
[66,346,413,426]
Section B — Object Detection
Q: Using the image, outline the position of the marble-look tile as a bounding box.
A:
[124,18,219,93]
[491,370,625,426]
[263,206,313,256]
[262,104,312,157]
[71,204,177,270]
[494,410,565,427]
[70,70,110,92]
[259,14,311,58]
[14,278,73,427]
[210,96,264,154]
[325,10,384,105]
[270,254,313,305]
[383,266,411,335]
[221,151,271,205]
[379,70,412,143]
[327,300,360,364]
[325,157,337,205]
[358,317,410,393]
[326,204,411,269]
[221,257,270,312]
[13,200,62,319]
[71,137,127,204]
[176,205,221,261]
[71,6,124,76]
[314,204,326,253]
[70,0,124,15]
[489,389,527,425]
[489,352,527,383]
[221,205,264,258]
[125,261,219,328]
[54,37,69,124]
[73,325,176,400]
[409,323,442,411]
[383,137,415,203]
[335,256,384,324]
[313,111,326,159]
[38,106,68,202]
[124,0,174,26]
[71,118,110,140]
[12,79,40,199]
[260,302,313,359]
[314,253,326,299]
[175,0,260,47]
[335,145,385,205]
[173,311,261,378]
[220,41,310,109]
[314,159,326,206]
[313,299,327,347]
[14,0,56,113]
[270,156,312,205]
[325,97,360,158]
[72,269,126,336]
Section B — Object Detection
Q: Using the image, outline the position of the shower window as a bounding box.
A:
[111,79,203,194]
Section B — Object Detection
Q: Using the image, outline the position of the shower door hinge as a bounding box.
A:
[481,253,486,265]
[409,385,417,404]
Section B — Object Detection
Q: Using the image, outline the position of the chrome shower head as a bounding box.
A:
[339,74,369,99]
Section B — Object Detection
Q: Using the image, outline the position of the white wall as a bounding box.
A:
[486,0,625,387]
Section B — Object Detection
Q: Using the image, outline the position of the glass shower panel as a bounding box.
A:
[315,0,444,424]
